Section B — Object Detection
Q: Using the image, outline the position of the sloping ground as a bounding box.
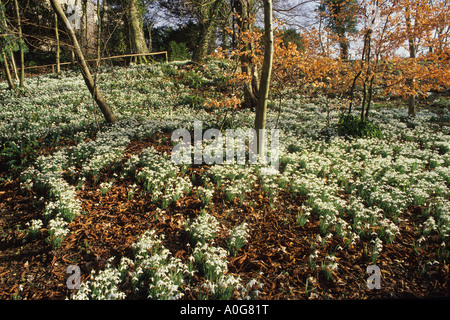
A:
[0,62,449,300]
[1,134,448,300]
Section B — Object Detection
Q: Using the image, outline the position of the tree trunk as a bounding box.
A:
[84,0,88,55]
[339,36,349,60]
[254,0,273,156]
[9,49,18,80]
[408,93,416,117]
[361,30,372,120]
[348,29,370,114]
[232,0,259,111]
[55,13,60,75]
[318,14,326,55]
[0,0,15,89]
[405,5,417,117]
[13,0,24,87]
[127,0,148,63]
[192,21,216,63]
[49,0,117,124]
[146,21,154,52]
[97,0,102,65]
[1,50,15,90]
[192,0,224,63]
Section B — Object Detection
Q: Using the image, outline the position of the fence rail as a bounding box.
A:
[23,51,168,73]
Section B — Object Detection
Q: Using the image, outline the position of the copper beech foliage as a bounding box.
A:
[207,0,449,116]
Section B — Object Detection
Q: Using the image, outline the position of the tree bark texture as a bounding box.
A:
[13,0,24,87]
[126,0,148,63]
[232,0,259,111]
[49,0,118,124]
[254,0,273,156]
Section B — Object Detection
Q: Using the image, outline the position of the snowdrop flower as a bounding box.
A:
[186,212,220,245]
[26,219,43,238]
[227,222,250,255]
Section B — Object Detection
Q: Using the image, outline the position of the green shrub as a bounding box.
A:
[161,64,177,77]
[180,94,205,108]
[168,41,190,61]
[184,70,206,89]
[336,114,382,139]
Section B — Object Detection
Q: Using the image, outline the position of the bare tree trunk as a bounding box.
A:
[127,0,148,63]
[361,30,372,120]
[408,91,416,117]
[49,0,117,124]
[84,0,88,55]
[318,14,326,55]
[232,0,259,111]
[339,36,349,60]
[254,0,273,156]
[13,0,24,87]
[407,46,416,117]
[0,0,16,89]
[97,0,102,65]
[2,50,15,90]
[9,49,18,80]
[347,29,370,115]
[192,0,224,63]
[147,21,154,52]
[405,6,417,117]
[55,13,60,75]
[192,21,215,63]
[147,22,155,52]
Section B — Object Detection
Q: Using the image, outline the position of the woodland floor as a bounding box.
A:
[1,132,448,300]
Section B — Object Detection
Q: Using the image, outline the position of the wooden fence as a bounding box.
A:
[23,51,168,74]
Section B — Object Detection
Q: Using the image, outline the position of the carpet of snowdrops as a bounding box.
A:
[0,59,449,300]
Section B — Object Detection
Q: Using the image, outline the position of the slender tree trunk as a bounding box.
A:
[55,13,60,75]
[221,16,228,50]
[9,49,18,80]
[146,21,154,52]
[408,90,416,117]
[13,0,24,87]
[0,0,16,89]
[84,0,88,55]
[361,80,367,120]
[365,13,390,119]
[407,48,416,117]
[2,50,15,90]
[231,4,236,50]
[365,75,375,119]
[348,29,370,114]
[233,0,259,111]
[254,0,273,156]
[361,30,372,120]
[318,14,326,55]
[73,0,80,64]
[339,36,349,60]
[405,6,417,117]
[97,0,102,65]
[49,0,117,123]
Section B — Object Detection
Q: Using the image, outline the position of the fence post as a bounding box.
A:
[23,52,170,76]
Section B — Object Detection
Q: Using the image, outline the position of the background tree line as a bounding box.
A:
[0,0,303,71]
[1,0,449,122]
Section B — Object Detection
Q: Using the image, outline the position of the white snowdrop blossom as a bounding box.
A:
[186,212,220,245]
[227,222,250,255]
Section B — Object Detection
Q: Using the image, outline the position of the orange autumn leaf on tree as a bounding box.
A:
[205,0,448,118]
